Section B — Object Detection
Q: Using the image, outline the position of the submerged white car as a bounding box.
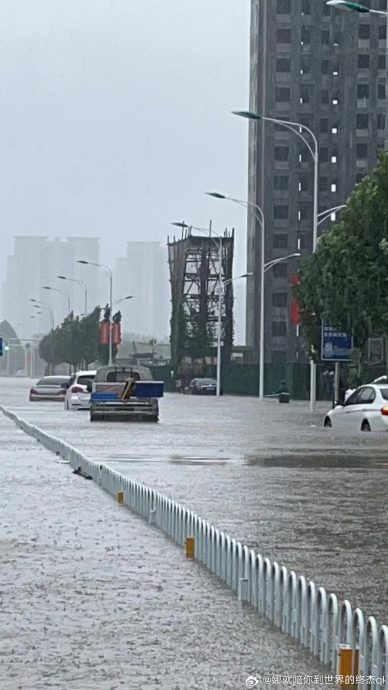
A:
[324,384,388,432]
[64,370,96,410]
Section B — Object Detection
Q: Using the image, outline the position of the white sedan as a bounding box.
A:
[324,384,388,432]
[64,370,96,410]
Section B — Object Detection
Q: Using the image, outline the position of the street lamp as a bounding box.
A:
[77,260,113,365]
[57,275,88,315]
[206,192,267,400]
[42,286,71,315]
[326,0,387,14]
[233,110,319,412]
[264,253,301,273]
[29,299,54,329]
[317,204,347,227]
[114,295,134,306]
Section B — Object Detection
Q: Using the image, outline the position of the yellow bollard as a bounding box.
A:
[185,537,195,559]
[337,645,355,688]
[117,491,124,505]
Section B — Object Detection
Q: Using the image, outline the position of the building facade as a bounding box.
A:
[1,236,100,338]
[246,0,386,364]
[115,241,170,340]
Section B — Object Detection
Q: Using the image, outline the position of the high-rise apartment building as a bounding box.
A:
[246,0,386,364]
[115,241,170,340]
[1,236,100,337]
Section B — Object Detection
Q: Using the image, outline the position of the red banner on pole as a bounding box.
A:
[99,321,109,345]
[291,273,301,325]
[112,322,121,346]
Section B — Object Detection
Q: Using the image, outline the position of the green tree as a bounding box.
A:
[39,329,62,373]
[296,151,388,365]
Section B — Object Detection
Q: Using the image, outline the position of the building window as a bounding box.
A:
[300,56,310,74]
[299,203,310,220]
[273,262,288,278]
[272,350,286,363]
[276,87,291,102]
[299,174,309,191]
[301,0,311,14]
[320,147,329,162]
[331,183,337,192]
[320,118,329,133]
[321,30,330,45]
[273,234,288,249]
[356,172,365,184]
[300,85,311,104]
[377,113,385,130]
[277,28,291,43]
[379,55,386,70]
[378,83,386,100]
[379,24,386,40]
[356,143,368,159]
[358,24,370,39]
[321,90,329,104]
[357,114,368,129]
[277,0,291,13]
[321,60,329,75]
[275,146,289,161]
[301,26,311,44]
[358,54,370,69]
[378,0,386,9]
[277,57,291,72]
[274,205,289,220]
[357,83,369,98]
[272,321,287,336]
[331,155,337,163]
[274,175,289,190]
[320,177,328,192]
[272,292,288,307]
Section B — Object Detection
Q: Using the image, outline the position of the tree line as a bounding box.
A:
[296,150,388,372]
[38,306,121,372]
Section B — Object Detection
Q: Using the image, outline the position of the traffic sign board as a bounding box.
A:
[321,323,353,362]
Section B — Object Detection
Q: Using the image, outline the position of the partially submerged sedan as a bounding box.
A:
[64,370,96,410]
[324,384,388,432]
[187,378,218,395]
[29,375,71,402]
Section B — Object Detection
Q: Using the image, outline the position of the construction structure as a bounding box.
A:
[167,227,234,374]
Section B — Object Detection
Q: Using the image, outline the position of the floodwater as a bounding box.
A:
[2,378,387,626]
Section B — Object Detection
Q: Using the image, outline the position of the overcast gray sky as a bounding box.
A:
[0,0,250,277]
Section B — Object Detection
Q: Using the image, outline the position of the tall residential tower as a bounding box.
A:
[246,0,386,364]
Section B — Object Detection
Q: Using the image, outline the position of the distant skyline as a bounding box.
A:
[0,1,250,314]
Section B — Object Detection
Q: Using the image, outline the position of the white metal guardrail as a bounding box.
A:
[2,405,387,685]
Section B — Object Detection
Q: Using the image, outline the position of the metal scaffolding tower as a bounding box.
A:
[167,226,234,372]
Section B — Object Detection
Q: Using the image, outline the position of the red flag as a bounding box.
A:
[291,273,301,325]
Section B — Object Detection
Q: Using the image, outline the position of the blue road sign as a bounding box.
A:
[321,323,353,362]
[0,337,3,357]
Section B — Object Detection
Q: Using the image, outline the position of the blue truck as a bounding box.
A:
[90,365,163,422]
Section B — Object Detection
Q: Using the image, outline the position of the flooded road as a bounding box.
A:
[1,378,387,625]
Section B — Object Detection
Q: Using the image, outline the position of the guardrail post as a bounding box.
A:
[185,537,195,559]
[238,578,249,603]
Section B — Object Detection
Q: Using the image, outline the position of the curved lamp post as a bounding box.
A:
[326,0,388,15]
[233,110,319,411]
[57,275,88,315]
[42,286,71,316]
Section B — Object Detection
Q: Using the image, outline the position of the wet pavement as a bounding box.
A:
[0,406,332,690]
[1,378,387,627]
